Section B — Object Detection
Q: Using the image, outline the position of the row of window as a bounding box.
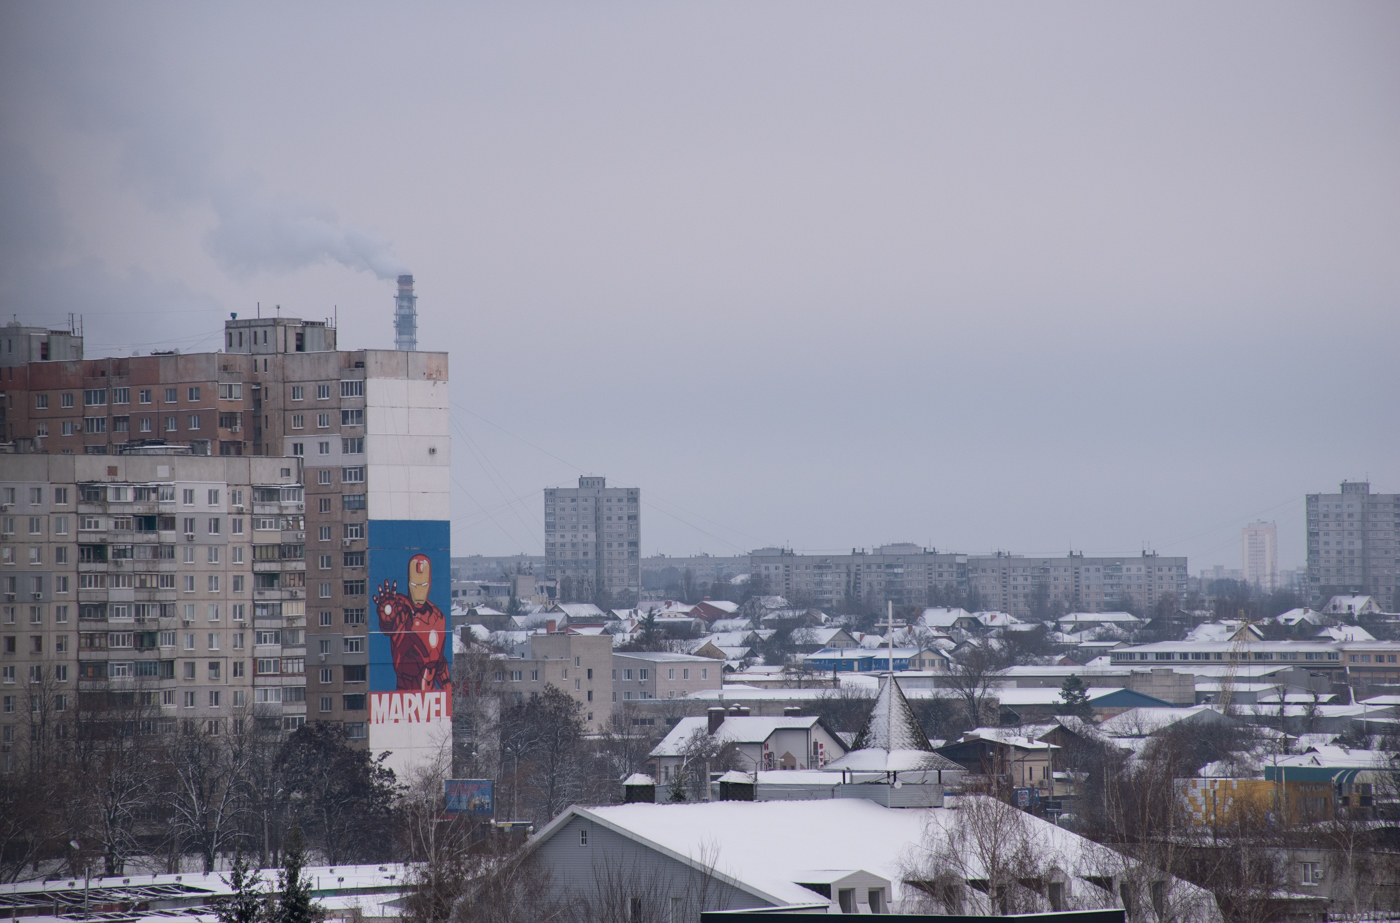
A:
[32,385,239,410]
[288,381,364,401]
[291,439,364,457]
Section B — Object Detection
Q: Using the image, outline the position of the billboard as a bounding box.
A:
[445,779,494,815]
[368,519,452,771]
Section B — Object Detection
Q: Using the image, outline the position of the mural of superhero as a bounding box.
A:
[373,553,451,691]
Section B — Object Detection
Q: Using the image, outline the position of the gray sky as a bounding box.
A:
[3,3,1397,572]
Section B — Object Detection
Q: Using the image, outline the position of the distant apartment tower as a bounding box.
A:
[1306,481,1399,610]
[0,315,450,775]
[964,552,1188,617]
[749,544,967,609]
[544,477,639,596]
[1241,521,1278,590]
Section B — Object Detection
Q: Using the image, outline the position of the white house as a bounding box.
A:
[649,711,847,781]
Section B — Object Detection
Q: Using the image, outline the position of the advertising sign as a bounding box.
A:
[445,779,494,815]
[368,520,452,769]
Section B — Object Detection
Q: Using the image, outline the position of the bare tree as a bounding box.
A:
[167,724,252,872]
[943,645,1006,730]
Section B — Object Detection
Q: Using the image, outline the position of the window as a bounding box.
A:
[318,497,332,513]
[112,387,130,404]
[319,554,332,569]
[317,384,331,400]
[61,392,74,408]
[84,389,107,406]
[343,494,366,511]
[317,413,330,428]
[344,579,366,596]
[342,437,364,454]
[84,417,107,434]
[292,385,304,401]
[164,388,177,403]
[188,414,201,430]
[218,383,241,400]
[35,394,49,410]
[343,636,365,653]
[344,607,366,625]
[291,414,304,429]
[53,487,67,505]
[343,551,365,567]
[291,442,304,456]
[318,441,330,455]
[138,389,151,404]
[188,387,201,401]
[319,582,331,598]
[342,466,365,483]
[340,380,364,397]
[343,522,365,540]
[318,470,331,485]
[341,409,364,426]
[580,828,588,847]
[1301,862,1323,885]
[343,694,366,711]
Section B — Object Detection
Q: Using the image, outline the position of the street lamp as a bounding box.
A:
[68,840,89,921]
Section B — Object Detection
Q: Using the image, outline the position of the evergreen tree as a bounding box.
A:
[215,852,265,923]
[1055,674,1094,721]
[272,824,319,923]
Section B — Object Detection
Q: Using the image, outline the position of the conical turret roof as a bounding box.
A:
[824,675,956,773]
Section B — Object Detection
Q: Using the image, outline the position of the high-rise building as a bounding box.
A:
[1241,521,1278,590]
[544,477,639,597]
[749,545,968,609]
[749,546,1186,616]
[964,552,1187,616]
[1306,481,1399,610]
[0,453,306,764]
[0,315,450,774]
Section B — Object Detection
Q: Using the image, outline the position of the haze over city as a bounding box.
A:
[2,3,1397,570]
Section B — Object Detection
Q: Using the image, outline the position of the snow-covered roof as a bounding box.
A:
[526,799,1213,912]
[1324,595,1379,614]
[1059,611,1143,625]
[649,715,834,756]
[1317,624,1376,642]
[956,727,1059,751]
[1275,608,1323,626]
[823,676,952,773]
[1098,705,1232,737]
[918,607,973,627]
[554,602,606,618]
[614,650,715,663]
[710,618,754,632]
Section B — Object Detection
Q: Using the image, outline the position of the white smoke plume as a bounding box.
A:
[206,186,407,281]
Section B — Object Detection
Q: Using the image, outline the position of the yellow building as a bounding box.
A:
[1176,778,1334,827]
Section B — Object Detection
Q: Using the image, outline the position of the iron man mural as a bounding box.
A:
[373,553,451,691]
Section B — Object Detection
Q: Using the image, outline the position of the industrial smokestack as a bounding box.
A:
[394,274,417,351]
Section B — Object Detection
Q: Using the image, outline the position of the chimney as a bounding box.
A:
[783,706,801,717]
[737,706,751,717]
[707,707,726,734]
[727,705,741,716]
[394,274,418,351]
[546,619,556,633]
[622,773,656,804]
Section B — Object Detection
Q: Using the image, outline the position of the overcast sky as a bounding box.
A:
[3,3,1397,571]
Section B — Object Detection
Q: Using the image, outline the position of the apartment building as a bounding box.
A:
[965,552,1188,617]
[611,651,719,703]
[1242,521,1278,591]
[749,544,968,608]
[497,633,613,732]
[1306,481,1399,611]
[0,316,450,773]
[0,453,306,769]
[543,477,639,597]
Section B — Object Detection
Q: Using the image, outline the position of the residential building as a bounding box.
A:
[0,315,450,773]
[1242,521,1278,590]
[0,320,83,371]
[500,632,613,731]
[544,477,639,598]
[966,552,1188,617]
[1307,481,1400,610]
[649,710,848,780]
[0,453,306,768]
[612,651,719,702]
[749,545,968,609]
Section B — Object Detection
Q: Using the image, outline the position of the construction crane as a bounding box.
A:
[1214,613,1261,715]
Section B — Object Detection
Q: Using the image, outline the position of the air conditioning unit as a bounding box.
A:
[185,533,195,541]
[32,593,42,599]
[296,503,304,511]
[183,619,194,626]
[3,593,14,601]
[0,503,11,511]
[235,506,245,513]
[342,538,351,546]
